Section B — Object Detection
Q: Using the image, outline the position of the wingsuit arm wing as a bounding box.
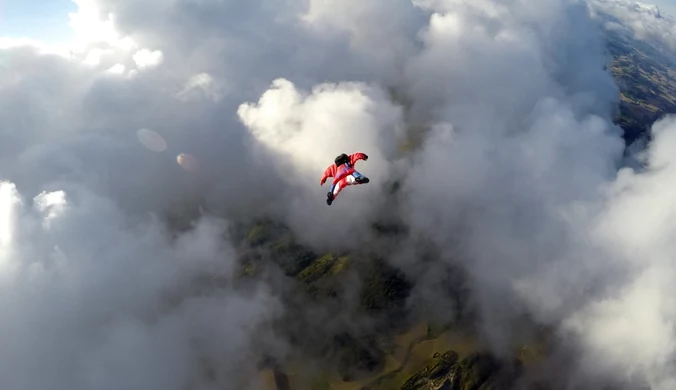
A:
[349,152,368,166]
[320,165,335,185]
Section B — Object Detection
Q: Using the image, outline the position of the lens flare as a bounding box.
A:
[177,153,199,172]
[136,128,167,152]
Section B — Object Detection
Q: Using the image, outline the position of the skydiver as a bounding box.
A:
[320,152,370,205]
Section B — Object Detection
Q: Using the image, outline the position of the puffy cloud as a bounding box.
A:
[395,0,624,355]
[0,1,422,387]
[591,0,676,56]
[174,73,224,103]
[299,0,427,84]
[389,1,676,387]
[106,63,126,74]
[0,180,279,390]
[4,0,676,388]
[558,115,676,389]
[237,78,405,249]
[67,0,137,51]
[133,49,163,69]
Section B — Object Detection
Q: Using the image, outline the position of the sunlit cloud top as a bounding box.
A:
[0,0,163,75]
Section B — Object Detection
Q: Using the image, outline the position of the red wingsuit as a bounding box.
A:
[320,152,369,202]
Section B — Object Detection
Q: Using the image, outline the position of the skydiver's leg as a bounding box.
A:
[350,171,370,184]
[326,178,348,205]
[327,182,339,205]
[333,180,348,196]
[326,172,370,206]
[327,184,335,205]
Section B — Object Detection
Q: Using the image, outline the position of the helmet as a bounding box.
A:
[334,153,349,166]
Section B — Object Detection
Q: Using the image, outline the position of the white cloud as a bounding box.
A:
[174,73,224,102]
[133,49,163,69]
[34,190,68,228]
[591,0,676,54]
[4,0,676,387]
[105,63,125,74]
[68,0,137,52]
[556,115,676,389]
[237,77,405,249]
[0,180,279,390]
[300,0,425,83]
[0,182,20,249]
[0,0,164,75]
[0,37,72,58]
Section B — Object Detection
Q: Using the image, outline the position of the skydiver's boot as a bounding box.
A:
[326,191,334,206]
[352,171,369,184]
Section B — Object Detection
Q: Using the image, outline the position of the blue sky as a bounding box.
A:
[0,0,674,46]
[0,0,77,43]
[654,0,676,15]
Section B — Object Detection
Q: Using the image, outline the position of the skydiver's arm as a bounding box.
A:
[349,152,368,165]
[320,165,335,185]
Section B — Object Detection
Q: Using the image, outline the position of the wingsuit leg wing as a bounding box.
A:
[326,170,370,205]
[350,170,370,184]
[322,152,370,206]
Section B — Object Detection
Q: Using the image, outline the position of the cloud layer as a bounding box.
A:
[591,0,676,59]
[3,0,676,388]
[0,180,279,390]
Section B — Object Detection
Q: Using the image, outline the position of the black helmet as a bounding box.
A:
[334,153,349,166]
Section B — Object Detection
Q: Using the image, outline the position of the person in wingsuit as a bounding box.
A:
[320,152,369,205]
